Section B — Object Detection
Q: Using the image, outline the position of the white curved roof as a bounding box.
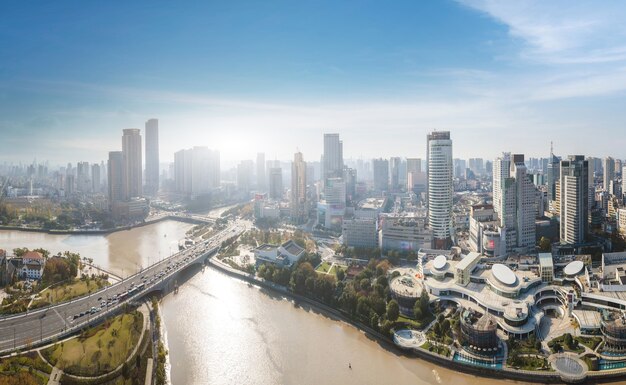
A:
[492,264,516,286]
[564,260,584,276]
[433,255,447,270]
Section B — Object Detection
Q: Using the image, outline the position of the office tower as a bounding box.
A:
[390,157,401,192]
[269,167,283,200]
[257,152,266,191]
[344,167,357,202]
[191,146,212,195]
[91,163,100,193]
[107,151,124,209]
[174,149,190,194]
[237,160,254,195]
[145,118,159,196]
[560,155,589,245]
[323,133,343,182]
[469,158,484,176]
[291,152,307,223]
[493,153,511,219]
[323,177,346,229]
[502,155,536,250]
[427,131,453,249]
[616,159,623,177]
[208,150,220,189]
[453,158,466,179]
[174,147,219,196]
[372,158,389,192]
[604,157,615,194]
[122,128,142,199]
[547,144,560,210]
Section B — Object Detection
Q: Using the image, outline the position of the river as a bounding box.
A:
[0,220,527,385]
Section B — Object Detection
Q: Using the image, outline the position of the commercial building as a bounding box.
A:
[538,252,554,283]
[468,204,506,257]
[379,214,432,252]
[319,177,346,230]
[144,118,159,196]
[454,252,481,286]
[342,217,378,248]
[494,154,537,252]
[560,155,589,245]
[427,131,453,249]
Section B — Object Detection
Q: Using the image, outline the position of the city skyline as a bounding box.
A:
[2,1,626,163]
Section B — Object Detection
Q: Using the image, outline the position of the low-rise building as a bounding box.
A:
[379,214,432,253]
[20,251,45,280]
[254,240,305,268]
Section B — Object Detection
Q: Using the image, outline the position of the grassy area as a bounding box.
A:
[0,352,51,385]
[420,341,451,357]
[328,265,347,276]
[576,336,602,350]
[32,278,109,308]
[315,261,332,273]
[397,313,434,331]
[42,311,143,376]
[548,334,585,354]
[507,354,550,371]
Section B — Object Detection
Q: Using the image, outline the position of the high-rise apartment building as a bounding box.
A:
[372,158,389,192]
[107,151,124,208]
[604,156,615,194]
[623,165,626,202]
[144,119,159,196]
[122,128,142,199]
[237,160,254,195]
[76,161,91,193]
[560,155,589,245]
[257,152,266,191]
[323,133,343,182]
[290,152,307,224]
[427,131,453,249]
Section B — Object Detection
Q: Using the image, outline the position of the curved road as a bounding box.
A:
[0,220,245,353]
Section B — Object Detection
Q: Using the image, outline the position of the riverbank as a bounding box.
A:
[206,256,626,384]
[0,214,208,236]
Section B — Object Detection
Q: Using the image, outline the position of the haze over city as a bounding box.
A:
[2,1,626,164]
[4,2,626,385]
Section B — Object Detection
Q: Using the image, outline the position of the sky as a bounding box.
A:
[1,0,626,166]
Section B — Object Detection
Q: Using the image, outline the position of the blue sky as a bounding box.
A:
[1,0,626,165]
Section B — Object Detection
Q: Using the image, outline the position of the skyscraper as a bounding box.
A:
[560,155,589,245]
[91,163,100,193]
[107,151,124,209]
[323,133,343,182]
[291,152,307,224]
[237,160,254,195]
[372,158,389,192]
[390,157,401,192]
[145,118,159,196]
[604,156,615,194]
[269,167,283,200]
[547,144,560,210]
[257,152,266,191]
[406,158,425,196]
[499,154,536,250]
[493,152,511,219]
[623,165,626,203]
[427,131,453,249]
[122,128,142,199]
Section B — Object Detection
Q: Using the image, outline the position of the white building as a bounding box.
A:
[254,240,305,268]
[427,131,453,249]
[20,251,45,280]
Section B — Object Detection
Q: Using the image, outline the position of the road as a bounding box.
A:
[0,220,245,353]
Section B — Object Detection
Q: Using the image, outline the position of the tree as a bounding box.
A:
[564,333,573,348]
[539,236,551,252]
[441,319,451,335]
[336,269,346,282]
[386,299,400,322]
